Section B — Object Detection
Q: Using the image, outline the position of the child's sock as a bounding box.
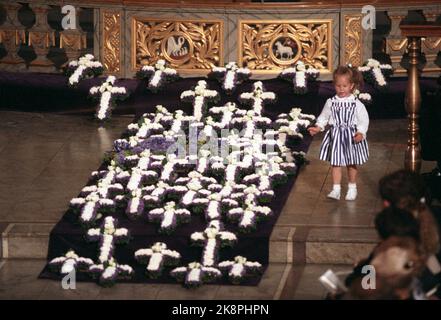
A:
[346,183,357,200]
[327,184,341,200]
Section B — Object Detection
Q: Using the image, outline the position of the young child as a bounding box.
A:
[308,66,369,201]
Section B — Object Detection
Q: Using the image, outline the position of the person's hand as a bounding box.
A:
[308,126,321,136]
[354,132,364,143]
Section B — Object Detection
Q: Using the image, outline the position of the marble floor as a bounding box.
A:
[0,111,436,299]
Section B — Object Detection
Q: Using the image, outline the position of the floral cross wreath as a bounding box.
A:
[136,59,179,93]
[209,61,251,95]
[89,76,130,121]
[65,54,104,87]
[279,61,320,94]
[358,58,393,90]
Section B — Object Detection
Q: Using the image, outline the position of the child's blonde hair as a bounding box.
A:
[333,65,364,92]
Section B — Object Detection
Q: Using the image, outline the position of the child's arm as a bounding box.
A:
[355,100,369,141]
[308,99,331,136]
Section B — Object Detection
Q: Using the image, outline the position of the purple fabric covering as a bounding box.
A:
[1,71,439,119]
[38,141,308,285]
[38,135,311,286]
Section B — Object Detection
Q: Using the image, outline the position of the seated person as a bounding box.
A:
[343,170,441,299]
[344,236,426,300]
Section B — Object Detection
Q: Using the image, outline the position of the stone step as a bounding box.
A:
[269,226,379,265]
[0,259,291,300]
[1,223,53,259]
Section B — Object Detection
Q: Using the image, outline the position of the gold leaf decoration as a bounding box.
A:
[344,15,362,67]
[239,20,332,73]
[132,18,223,72]
[102,11,121,74]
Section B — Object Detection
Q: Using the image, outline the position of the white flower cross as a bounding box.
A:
[210,61,251,94]
[48,250,94,275]
[88,257,133,287]
[70,169,125,225]
[137,59,178,92]
[66,53,103,87]
[134,242,181,278]
[218,255,262,284]
[190,220,237,267]
[89,75,128,121]
[180,80,220,122]
[170,261,222,288]
[279,61,320,94]
[227,186,272,232]
[86,216,130,264]
[239,81,276,115]
[358,58,393,89]
[147,201,191,234]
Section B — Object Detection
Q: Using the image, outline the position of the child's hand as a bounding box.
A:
[354,132,364,143]
[308,126,321,136]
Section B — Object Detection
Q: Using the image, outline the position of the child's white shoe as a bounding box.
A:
[327,186,341,200]
[345,184,357,201]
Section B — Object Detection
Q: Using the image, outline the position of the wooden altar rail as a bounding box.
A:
[2,0,440,10]
[79,0,441,9]
[1,0,441,76]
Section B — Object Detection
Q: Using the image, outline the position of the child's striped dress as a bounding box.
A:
[316,94,369,166]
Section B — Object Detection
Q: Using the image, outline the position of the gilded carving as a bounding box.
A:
[344,15,362,66]
[239,20,332,73]
[28,31,55,49]
[60,33,86,51]
[132,18,223,72]
[385,37,441,73]
[102,11,122,74]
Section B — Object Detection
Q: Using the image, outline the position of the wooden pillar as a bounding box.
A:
[400,24,441,172]
[404,36,422,172]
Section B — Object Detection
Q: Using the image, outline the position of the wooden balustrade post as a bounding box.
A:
[422,9,441,73]
[60,6,87,67]
[28,4,56,72]
[0,2,26,71]
[386,9,408,74]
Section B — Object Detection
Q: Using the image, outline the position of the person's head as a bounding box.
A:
[378,169,440,256]
[374,206,420,241]
[346,236,425,300]
[372,236,425,299]
[333,65,364,98]
[379,169,426,211]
